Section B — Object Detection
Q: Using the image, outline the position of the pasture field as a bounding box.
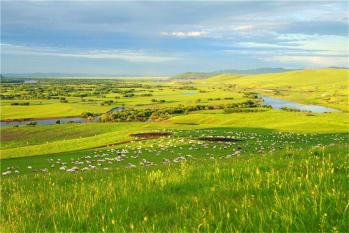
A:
[1,78,245,120]
[1,110,348,159]
[1,139,348,232]
[1,69,349,232]
[199,68,349,111]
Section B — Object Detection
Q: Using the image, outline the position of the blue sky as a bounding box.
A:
[1,1,348,75]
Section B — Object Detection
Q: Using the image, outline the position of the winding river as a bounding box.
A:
[0,106,125,127]
[0,96,341,127]
[260,96,340,113]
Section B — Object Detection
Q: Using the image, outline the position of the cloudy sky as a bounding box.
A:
[1,1,348,75]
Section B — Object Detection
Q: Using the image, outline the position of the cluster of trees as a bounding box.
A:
[99,100,262,122]
[140,93,153,97]
[243,92,260,99]
[81,112,97,119]
[1,79,201,105]
[100,109,153,122]
[123,93,135,97]
[280,107,307,112]
[207,97,234,101]
[0,93,23,100]
[100,100,114,106]
[223,108,266,113]
[151,99,166,103]
[59,97,68,103]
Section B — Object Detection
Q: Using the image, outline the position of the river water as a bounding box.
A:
[0,106,125,127]
[261,96,340,113]
[0,97,340,127]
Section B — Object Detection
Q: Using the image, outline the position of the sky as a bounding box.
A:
[1,0,348,76]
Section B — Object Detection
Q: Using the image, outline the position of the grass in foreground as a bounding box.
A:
[1,144,348,232]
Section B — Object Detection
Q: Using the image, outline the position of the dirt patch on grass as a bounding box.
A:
[197,136,243,142]
[130,132,172,139]
[92,140,134,149]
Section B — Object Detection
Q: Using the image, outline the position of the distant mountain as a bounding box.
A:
[328,66,349,69]
[2,68,301,80]
[1,73,118,78]
[171,68,298,80]
[171,72,219,80]
[217,68,298,74]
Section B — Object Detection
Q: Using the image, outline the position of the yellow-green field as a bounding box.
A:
[1,69,348,232]
[198,68,349,111]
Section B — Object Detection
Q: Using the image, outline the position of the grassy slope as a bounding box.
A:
[170,111,349,133]
[1,71,348,232]
[202,68,349,111]
[2,145,348,232]
[1,110,348,159]
[1,123,135,149]
[195,73,242,83]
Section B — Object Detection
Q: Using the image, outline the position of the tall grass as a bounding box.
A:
[1,146,348,232]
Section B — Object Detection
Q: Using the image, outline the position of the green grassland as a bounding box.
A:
[198,68,349,111]
[0,82,223,120]
[1,139,348,232]
[1,69,349,232]
[1,110,348,159]
[0,100,116,120]
[2,68,347,120]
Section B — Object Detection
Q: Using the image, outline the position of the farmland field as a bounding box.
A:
[1,68,349,232]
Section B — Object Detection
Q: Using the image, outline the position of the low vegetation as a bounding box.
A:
[1,68,348,232]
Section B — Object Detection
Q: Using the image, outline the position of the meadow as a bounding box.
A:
[1,68,348,232]
[198,68,349,111]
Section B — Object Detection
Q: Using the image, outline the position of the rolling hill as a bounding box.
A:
[197,68,349,111]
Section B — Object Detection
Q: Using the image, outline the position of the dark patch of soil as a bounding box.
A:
[92,140,134,149]
[197,136,243,142]
[130,132,172,138]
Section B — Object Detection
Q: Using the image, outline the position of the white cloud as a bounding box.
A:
[269,55,348,68]
[232,25,254,31]
[227,33,348,68]
[161,31,207,38]
[237,34,348,56]
[237,42,290,49]
[1,43,176,63]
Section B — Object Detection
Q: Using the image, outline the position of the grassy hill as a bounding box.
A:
[199,68,349,111]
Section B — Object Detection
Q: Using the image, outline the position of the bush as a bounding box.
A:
[123,93,134,98]
[81,112,96,119]
[10,102,30,106]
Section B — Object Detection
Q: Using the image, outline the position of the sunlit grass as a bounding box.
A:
[201,68,349,111]
[1,145,348,232]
